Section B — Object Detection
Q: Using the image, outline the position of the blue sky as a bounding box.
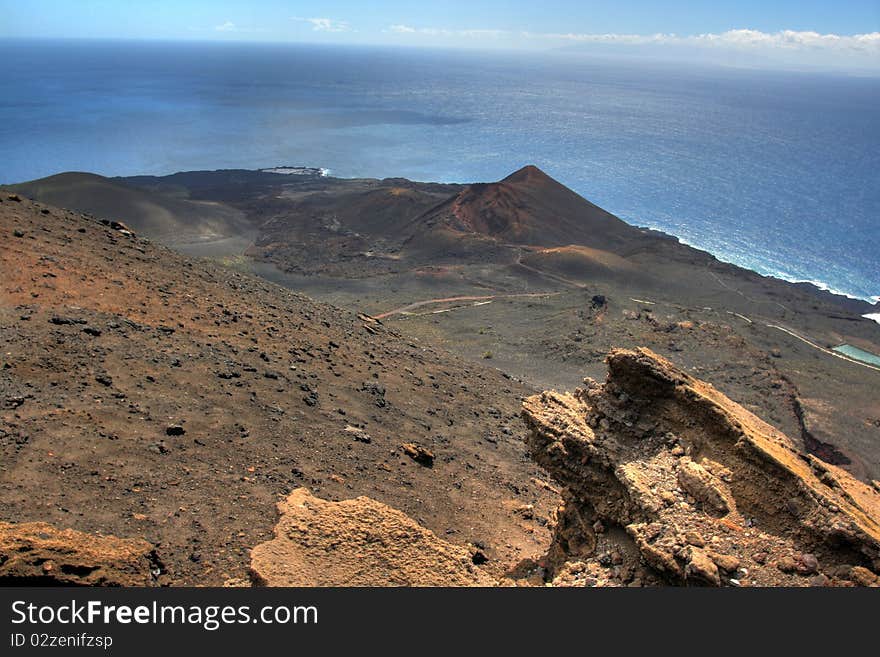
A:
[2,1,879,70]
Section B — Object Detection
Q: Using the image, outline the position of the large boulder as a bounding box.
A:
[250,488,496,586]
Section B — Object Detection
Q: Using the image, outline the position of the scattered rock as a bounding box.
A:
[344,425,372,443]
[109,220,134,236]
[707,551,740,573]
[684,547,721,586]
[776,557,798,574]
[49,315,84,326]
[677,457,730,515]
[849,566,879,587]
[797,553,819,575]
[809,574,831,587]
[361,381,387,407]
[402,443,434,467]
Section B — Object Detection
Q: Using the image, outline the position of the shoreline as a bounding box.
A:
[639,226,878,308]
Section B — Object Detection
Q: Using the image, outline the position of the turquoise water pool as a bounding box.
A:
[833,344,880,367]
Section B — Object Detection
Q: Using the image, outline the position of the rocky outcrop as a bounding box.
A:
[250,488,496,586]
[520,348,880,587]
[0,521,157,586]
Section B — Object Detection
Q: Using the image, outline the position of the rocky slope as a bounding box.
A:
[520,348,880,586]
[0,194,558,585]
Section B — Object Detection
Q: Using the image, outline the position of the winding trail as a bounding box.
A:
[373,291,559,320]
[764,324,880,373]
[509,246,587,289]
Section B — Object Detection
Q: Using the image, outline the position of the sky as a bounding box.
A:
[2,1,879,71]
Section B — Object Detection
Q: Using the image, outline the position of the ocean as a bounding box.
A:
[1,39,878,301]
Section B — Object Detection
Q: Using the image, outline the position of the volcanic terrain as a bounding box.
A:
[0,195,558,585]
[3,163,880,587]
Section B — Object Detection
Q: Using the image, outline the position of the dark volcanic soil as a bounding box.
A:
[0,195,559,585]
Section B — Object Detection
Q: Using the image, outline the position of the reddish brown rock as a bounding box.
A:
[401,442,435,467]
[0,521,156,586]
[250,488,496,587]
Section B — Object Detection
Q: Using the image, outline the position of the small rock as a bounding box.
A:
[797,553,819,575]
[684,547,721,586]
[849,566,879,587]
[809,574,831,587]
[684,531,706,548]
[776,556,798,573]
[514,504,534,520]
[401,443,434,467]
[344,425,372,444]
[677,458,730,515]
[471,549,489,565]
[109,220,134,235]
[707,551,740,572]
[165,424,186,437]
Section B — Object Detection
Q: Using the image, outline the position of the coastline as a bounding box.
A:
[4,163,878,318]
[642,226,878,308]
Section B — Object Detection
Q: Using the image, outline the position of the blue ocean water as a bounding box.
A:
[1,39,878,301]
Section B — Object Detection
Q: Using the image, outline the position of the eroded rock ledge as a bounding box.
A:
[520,348,880,587]
[0,521,158,586]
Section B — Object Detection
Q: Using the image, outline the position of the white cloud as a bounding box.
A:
[385,24,503,39]
[293,17,352,33]
[386,23,880,57]
[522,28,880,55]
[211,21,266,34]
